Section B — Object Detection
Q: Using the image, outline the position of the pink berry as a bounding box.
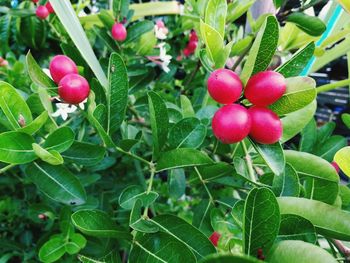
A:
[248,107,282,144]
[36,6,49,20]
[49,55,78,84]
[58,74,90,104]
[183,48,191,57]
[207,69,243,104]
[212,104,251,144]
[111,23,127,42]
[45,2,54,13]
[209,232,221,247]
[187,41,197,52]
[156,20,165,28]
[245,71,286,107]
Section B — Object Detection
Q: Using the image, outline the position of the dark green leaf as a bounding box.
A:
[119,185,158,210]
[278,214,316,243]
[168,168,186,199]
[272,164,300,197]
[19,111,48,135]
[193,199,214,235]
[299,118,317,153]
[199,254,263,263]
[44,127,75,153]
[124,21,154,45]
[286,12,326,36]
[61,141,106,166]
[314,135,347,162]
[130,199,159,233]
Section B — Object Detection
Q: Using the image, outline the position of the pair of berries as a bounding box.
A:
[111,22,127,42]
[36,2,54,20]
[209,69,286,145]
[183,30,198,57]
[49,55,90,104]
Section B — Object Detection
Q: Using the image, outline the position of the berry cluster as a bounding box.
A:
[111,22,127,42]
[208,69,286,145]
[183,30,198,57]
[34,1,54,20]
[49,55,90,104]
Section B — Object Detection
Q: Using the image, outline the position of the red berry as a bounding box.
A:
[45,2,54,13]
[209,232,221,247]
[208,69,243,104]
[32,0,39,3]
[58,74,90,104]
[49,55,78,84]
[183,48,191,57]
[111,23,127,42]
[248,107,282,144]
[36,6,49,20]
[212,104,251,144]
[245,71,286,106]
[189,31,198,42]
[187,41,197,52]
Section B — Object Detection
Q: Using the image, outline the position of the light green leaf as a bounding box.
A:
[205,0,227,37]
[180,95,195,118]
[334,146,350,177]
[119,185,158,210]
[314,135,347,162]
[199,254,263,263]
[124,21,154,45]
[39,236,66,263]
[18,111,48,135]
[168,168,186,199]
[32,143,64,165]
[227,0,255,23]
[341,113,350,129]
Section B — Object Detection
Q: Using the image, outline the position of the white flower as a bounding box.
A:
[52,103,77,121]
[78,99,88,110]
[154,20,168,40]
[42,68,52,79]
[158,43,172,73]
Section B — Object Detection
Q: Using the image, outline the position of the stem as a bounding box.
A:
[331,239,350,262]
[115,146,152,167]
[146,167,156,194]
[317,79,350,94]
[194,167,214,203]
[241,141,256,183]
[184,60,201,88]
[0,164,16,174]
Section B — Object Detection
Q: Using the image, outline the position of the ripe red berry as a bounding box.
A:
[36,6,49,20]
[248,107,282,144]
[183,48,191,57]
[245,71,286,106]
[189,30,198,42]
[49,55,78,84]
[111,23,127,42]
[45,2,54,13]
[32,0,39,3]
[187,41,197,52]
[209,232,221,247]
[212,104,251,144]
[208,69,243,104]
[58,74,90,104]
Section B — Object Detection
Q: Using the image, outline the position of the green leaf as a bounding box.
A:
[25,162,86,205]
[150,214,216,259]
[97,9,115,29]
[285,150,339,204]
[0,131,36,164]
[286,12,326,37]
[341,113,350,129]
[18,111,48,135]
[169,117,206,149]
[243,187,280,256]
[278,214,316,243]
[241,16,279,84]
[113,0,129,19]
[130,200,159,233]
[26,51,56,89]
[0,81,32,130]
[180,95,195,118]
[124,21,154,45]
[314,135,347,162]
[277,42,315,78]
[44,127,75,153]
[267,240,337,263]
[168,168,186,199]
[316,122,335,144]
[199,254,263,263]
[272,164,300,197]
[227,0,255,23]
[107,53,128,134]
[148,91,169,159]
[39,236,66,263]
[119,185,158,210]
[334,146,350,177]
[300,118,317,153]
[93,26,119,53]
[269,77,316,115]
[65,233,86,255]
[281,100,317,142]
[205,0,227,37]
[71,209,132,240]
[156,149,214,172]
[192,199,213,235]
[250,140,285,175]
[32,143,64,165]
[129,232,197,263]
[78,255,104,263]
[61,141,106,166]
[231,200,245,229]
[278,197,350,240]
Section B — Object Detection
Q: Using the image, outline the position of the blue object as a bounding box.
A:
[11,0,19,8]
[301,4,344,76]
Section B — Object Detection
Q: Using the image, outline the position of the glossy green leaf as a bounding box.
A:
[314,135,347,162]
[205,0,227,37]
[107,53,128,134]
[78,255,104,263]
[190,162,235,184]
[272,164,300,197]
[231,200,245,229]
[0,81,32,130]
[243,187,280,256]
[278,197,350,240]
[39,236,66,263]
[241,16,279,84]
[341,113,350,129]
[71,209,131,240]
[130,199,159,233]
[250,140,285,175]
[148,91,169,159]
[299,118,317,153]
[316,122,335,144]
[278,214,316,243]
[119,185,158,210]
[0,131,36,164]
[61,141,105,166]
[193,199,213,235]
[25,162,86,205]
[113,0,129,20]
[124,21,154,45]
[199,254,262,263]
[227,0,255,23]
[277,42,315,78]
[18,111,48,135]
[285,150,339,204]
[168,117,206,149]
[156,148,214,172]
[44,127,75,153]
[168,168,186,199]
[269,77,316,115]
[180,95,195,118]
[129,232,197,263]
[32,143,64,165]
[334,146,350,177]
[286,12,326,37]
[150,214,216,259]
